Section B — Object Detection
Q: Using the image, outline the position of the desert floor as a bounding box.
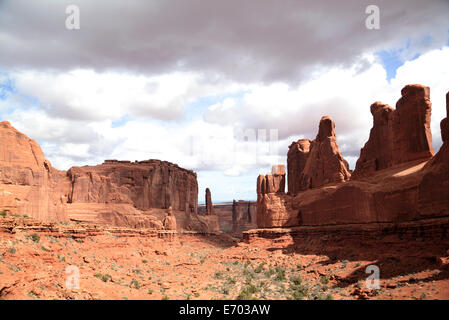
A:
[1,215,448,300]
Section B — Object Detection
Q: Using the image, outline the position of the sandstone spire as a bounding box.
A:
[205,188,213,215]
[297,116,351,191]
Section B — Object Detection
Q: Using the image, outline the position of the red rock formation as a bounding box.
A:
[232,200,257,234]
[0,122,207,231]
[256,86,449,230]
[205,188,213,215]
[287,139,310,195]
[257,165,286,197]
[163,207,177,230]
[417,91,449,218]
[67,159,198,213]
[0,121,68,221]
[354,84,434,177]
[299,116,351,190]
[256,165,286,227]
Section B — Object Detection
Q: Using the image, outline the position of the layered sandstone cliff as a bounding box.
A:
[257,86,449,229]
[0,122,208,230]
[0,121,68,221]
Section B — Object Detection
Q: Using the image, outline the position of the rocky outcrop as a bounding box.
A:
[0,121,69,221]
[257,86,449,230]
[287,139,310,195]
[0,122,204,231]
[205,188,213,215]
[232,200,257,234]
[298,116,351,190]
[257,165,286,227]
[417,91,449,218]
[67,159,198,213]
[257,165,286,197]
[354,85,434,177]
[163,207,177,230]
[287,116,350,195]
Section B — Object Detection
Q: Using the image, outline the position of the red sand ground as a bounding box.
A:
[0,215,448,300]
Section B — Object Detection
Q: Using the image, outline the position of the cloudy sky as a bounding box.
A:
[0,0,448,202]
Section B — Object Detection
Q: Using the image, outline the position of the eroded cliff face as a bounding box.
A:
[257,86,449,229]
[67,160,198,213]
[0,123,204,230]
[353,84,434,177]
[298,116,351,191]
[232,200,257,234]
[0,121,69,221]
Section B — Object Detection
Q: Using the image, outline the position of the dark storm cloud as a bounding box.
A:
[0,0,447,83]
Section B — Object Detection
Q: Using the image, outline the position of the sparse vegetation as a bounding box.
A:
[31,233,40,243]
[320,276,329,285]
[275,266,286,281]
[130,279,140,289]
[95,273,111,282]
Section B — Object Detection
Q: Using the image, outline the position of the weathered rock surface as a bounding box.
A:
[198,200,256,234]
[287,139,310,195]
[0,122,207,231]
[163,207,177,230]
[257,165,286,227]
[417,91,449,218]
[257,86,449,230]
[232,199,257,234]
[298,116,351,191]
[205,188,213,215]
[354,84,434,177]
[0,121,69,221]
[67,159,197,213]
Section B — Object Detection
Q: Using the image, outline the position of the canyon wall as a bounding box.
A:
[198,200,257,234]
[0,122,209,230]
[232,200,257,234]
[257,85,449,229]
[0,121,69,222]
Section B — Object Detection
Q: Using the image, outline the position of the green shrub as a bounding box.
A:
[31,233,40,243]
[236,284,259,300]
[291,275,302,286]
[275,267,286,281]
[130,279,140,289]
[290,284,309,300]
[0,210,7,217]
[320,276,329,285]
[254,262,266,273]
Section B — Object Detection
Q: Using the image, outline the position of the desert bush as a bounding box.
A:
[275,266,286,281]
[31,233,40,243]
[320,276,329,285]
[130,279,140,289]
